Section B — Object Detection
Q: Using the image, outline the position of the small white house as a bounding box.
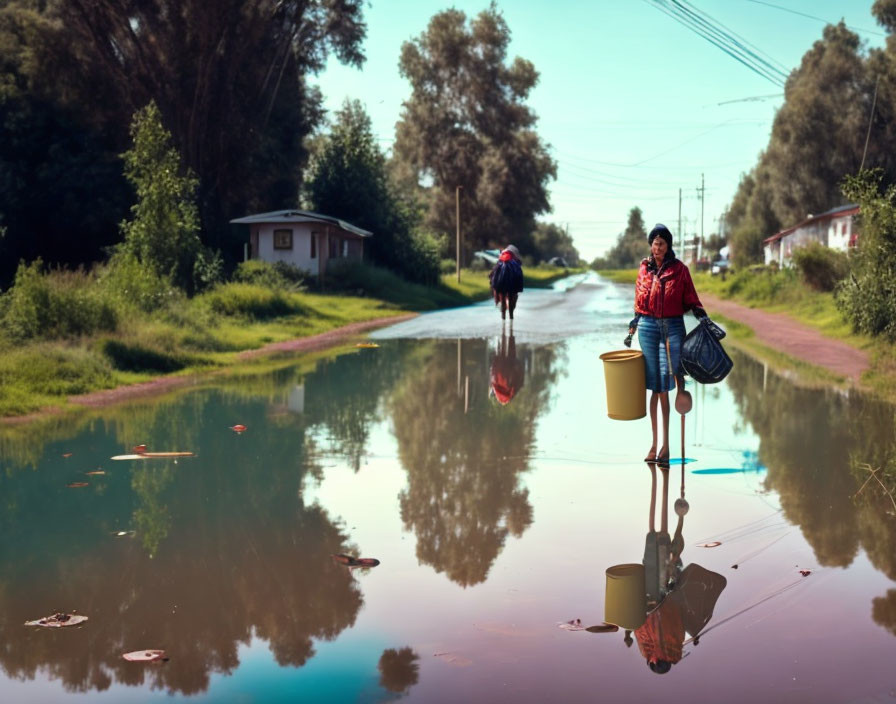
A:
[230,210,372,277]
[762,204,858,267]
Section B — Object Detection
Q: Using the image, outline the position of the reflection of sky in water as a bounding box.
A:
[2,277,896,702]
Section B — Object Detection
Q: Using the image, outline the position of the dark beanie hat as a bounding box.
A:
[648,224,673,247]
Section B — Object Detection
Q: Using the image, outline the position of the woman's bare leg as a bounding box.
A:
[658,392,670,458]
[647,392,659,459]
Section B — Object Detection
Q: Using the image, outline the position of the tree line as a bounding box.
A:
[0,1,578,291]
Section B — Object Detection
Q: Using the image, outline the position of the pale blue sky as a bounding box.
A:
[314,1,884,260]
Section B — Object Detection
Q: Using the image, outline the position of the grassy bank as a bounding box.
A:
[0,261,581,418]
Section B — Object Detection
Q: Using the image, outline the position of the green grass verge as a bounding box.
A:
[440,266,587,301]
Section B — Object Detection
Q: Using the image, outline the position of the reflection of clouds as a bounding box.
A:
[378,647,420,694]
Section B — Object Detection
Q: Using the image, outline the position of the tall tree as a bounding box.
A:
[5,0,366,267]
[530,222,581,264]
[393,4,556,257]
[594,207,648,269]
[303,100,440,283]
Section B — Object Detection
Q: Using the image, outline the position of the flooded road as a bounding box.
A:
[1,274,895,703]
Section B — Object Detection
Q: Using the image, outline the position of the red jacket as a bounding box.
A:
[635,258,703,318]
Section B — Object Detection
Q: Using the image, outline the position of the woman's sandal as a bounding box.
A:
[656,449,670,462]
[645,450,657,462]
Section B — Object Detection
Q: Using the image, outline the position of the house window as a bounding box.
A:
[310,232,317,258]
[273,229,293,250]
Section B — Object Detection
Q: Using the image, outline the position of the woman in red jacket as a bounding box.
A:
[628,224,708,462]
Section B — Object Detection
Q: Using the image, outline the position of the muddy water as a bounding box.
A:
[1,279,895,703]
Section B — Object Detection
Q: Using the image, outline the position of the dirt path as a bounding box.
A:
[701,293,868,383]
[68,313,418,410]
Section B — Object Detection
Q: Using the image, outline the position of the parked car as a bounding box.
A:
[548,256,569,268]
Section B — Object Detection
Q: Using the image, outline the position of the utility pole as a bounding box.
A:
[456,186,462,283]
[678,188,682,252]
[697,173,705,264]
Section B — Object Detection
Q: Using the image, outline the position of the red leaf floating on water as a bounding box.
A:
[698,541,722,548]
[331,554,380,568]
[62,453,73,458]
[133,444,147,453]
[799,569,812,577]
[67,482,88,488]
[123,649,168,662]
[230,425,247,433]
[25,613,88,628]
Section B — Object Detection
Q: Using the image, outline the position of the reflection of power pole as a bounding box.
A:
[456,186,462,283]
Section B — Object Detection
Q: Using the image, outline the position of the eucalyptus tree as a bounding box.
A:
[393,4,556,256]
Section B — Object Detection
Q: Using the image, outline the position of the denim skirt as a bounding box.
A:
[638,315,685,392]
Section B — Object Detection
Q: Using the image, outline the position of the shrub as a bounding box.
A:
[838,170,896,340]
[440,258,456,274]
[100,339,186,373]
[199,282,308,319]
[232,260,308,291]
[791,242,848,291]
[100,253,184,313]
[1,260,118,341]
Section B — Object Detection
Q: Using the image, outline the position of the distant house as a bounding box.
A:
[229,210,372,277]
[762,204,859,267]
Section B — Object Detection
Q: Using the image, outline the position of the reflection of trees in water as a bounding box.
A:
[390,339,561,586]
[872,590,896,636]
[378,646,420,694]
[726,350,896,626]
[303,346,409,470]
[0,343,420,695]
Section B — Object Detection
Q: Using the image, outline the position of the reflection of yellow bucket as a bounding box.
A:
[605,563,647,630]
[599,350,646,420]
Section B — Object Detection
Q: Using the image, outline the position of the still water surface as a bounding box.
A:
[1,276,895,703]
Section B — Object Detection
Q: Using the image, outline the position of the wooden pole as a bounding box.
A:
[456,186,462,283]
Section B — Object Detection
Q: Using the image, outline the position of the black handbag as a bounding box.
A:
[680,318,733,384]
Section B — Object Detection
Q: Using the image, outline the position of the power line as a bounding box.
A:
[744,0,885,37]
[644,0,789,86]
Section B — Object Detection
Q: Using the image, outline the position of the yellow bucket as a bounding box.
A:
[599,350,646,420]
[605,563,647,630]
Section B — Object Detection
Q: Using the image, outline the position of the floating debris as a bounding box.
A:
[123,649,168,662]
[67,482,89,488]
[25,613,88,628]
[230,425,247,433]
[85,470,106,476]
[133,444,147,453]
[331,554,380,568]
[112,530,135,537]
[433,652,472,667]
[799,569,812,577]
[557,619,585,631]
[586,623,619,633]
[698,541,722,548]
[112,451,195,460]
[355,342,379,349]
[62,453,73,458]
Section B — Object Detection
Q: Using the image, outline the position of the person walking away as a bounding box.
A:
[489,245,524,320]
[628,225,710,463]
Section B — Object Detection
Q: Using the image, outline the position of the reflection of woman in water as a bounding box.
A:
[489,331,524,405]
[635,462,727,674]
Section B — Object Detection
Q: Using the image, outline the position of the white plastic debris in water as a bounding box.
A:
[25,613,88,628]
[123,649,167,662]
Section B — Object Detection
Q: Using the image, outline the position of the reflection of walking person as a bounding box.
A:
[489,245,524,320]
[628,225,710,463]
[489,331,524,405]
[634,462,726,674]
